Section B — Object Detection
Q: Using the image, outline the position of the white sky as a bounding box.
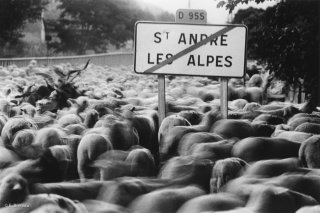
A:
[139,0,279,24]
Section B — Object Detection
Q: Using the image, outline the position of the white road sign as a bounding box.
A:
[134,22,247,77]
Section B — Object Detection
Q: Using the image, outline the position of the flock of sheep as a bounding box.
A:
[0,60,320,213]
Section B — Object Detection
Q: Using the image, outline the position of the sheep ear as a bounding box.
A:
[10,100,17,106]
[4,88,11,96]
[238,159,249,168]
[15,95,24,98]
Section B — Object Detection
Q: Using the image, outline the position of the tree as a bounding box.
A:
[231,7,264,59]
[217,0,319,110]
[50,0,155,54]
[0,0,48,56]
[216,0,273,13]
[156,11,175,22]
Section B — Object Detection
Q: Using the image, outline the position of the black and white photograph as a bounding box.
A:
[0,0,319,212]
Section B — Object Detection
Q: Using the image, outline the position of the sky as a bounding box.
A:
[138,0,279,24]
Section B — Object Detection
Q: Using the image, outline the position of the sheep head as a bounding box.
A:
[36,99,58,114]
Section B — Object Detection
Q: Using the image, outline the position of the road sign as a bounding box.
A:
[134,22,247,78]
[176,9,207,24]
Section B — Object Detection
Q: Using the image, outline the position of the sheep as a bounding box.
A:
[57,114,82,128]
[178,132,224,156]
[247,74,263,87]
[245,185,317,213]
[160,110,221,161]
[19,103,36,118]
[158,114,191,145]
[211,119,255,139]
[94,147,156,180]
[299,135,320,168]
[77,133,113,181]
[10,129,41,159]
[177,193,246,213]
[2,62,320,212]
[0,146,21,169]
[33,127,66,149]
[125,147,156,177]
[295,122,320,134]
[0,174,29,207]
[232,137,301,162]
[252,113,285,125]
[1,116,37,149]
[158,156,213,192]
[244,158,303,178]
[0,193,84,213]
[128,186,205,213]
[210,157,248,193]
[296,205,320,213]
[230,99,248,110]
[82,199,128,213]
[288,116,320,130]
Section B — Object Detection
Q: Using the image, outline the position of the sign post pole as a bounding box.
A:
[220,78,228,119]
[158,75,166,127]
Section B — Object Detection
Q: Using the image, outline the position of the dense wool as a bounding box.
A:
[1,62,320,212]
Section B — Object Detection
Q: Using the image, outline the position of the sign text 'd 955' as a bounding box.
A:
[175,9,207,24]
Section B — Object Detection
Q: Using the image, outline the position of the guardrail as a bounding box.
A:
[0,52,134,67]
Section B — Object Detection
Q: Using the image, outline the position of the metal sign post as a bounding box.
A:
[220,78,228,118]
[158,75,166,126]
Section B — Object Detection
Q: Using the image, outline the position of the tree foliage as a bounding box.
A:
[231,7,265,59]
[0,0,48,55]
[221,0,319,102]
[216,0,272,13]
[50,0,170,54]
